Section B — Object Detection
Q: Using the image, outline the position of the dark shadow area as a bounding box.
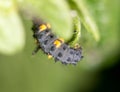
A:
[92,52,120,92]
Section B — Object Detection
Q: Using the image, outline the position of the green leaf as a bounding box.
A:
[17,0,72,41]
[0,0,25,55]
[69,0,100,42]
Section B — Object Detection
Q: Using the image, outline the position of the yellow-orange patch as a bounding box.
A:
[53,38,64,48]
[46,23,51,29]
[48,54,52,59]
[39,24,47,31]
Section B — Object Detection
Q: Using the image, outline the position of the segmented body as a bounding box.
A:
[31,20,83,65]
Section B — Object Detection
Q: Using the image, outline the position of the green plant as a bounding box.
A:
[0,0,100,55]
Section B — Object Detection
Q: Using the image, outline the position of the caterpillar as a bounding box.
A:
[31,19,83,65]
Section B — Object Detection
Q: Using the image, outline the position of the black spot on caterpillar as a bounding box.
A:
[31,19,83,65]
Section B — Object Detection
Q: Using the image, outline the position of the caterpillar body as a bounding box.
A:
[31,19,83,65]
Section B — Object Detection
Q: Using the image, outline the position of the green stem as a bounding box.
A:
[67,15,81,47]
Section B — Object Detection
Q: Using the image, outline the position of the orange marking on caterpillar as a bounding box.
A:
[48,54,52,59]
[53,38,64,48]
[39,24,47,32]
[46,23,51,29]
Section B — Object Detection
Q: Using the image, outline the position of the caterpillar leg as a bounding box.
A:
[32,45,41,55]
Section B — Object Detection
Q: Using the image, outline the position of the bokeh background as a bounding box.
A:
[0,0,119,92]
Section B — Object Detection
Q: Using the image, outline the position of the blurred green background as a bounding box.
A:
[0,0,119,92]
